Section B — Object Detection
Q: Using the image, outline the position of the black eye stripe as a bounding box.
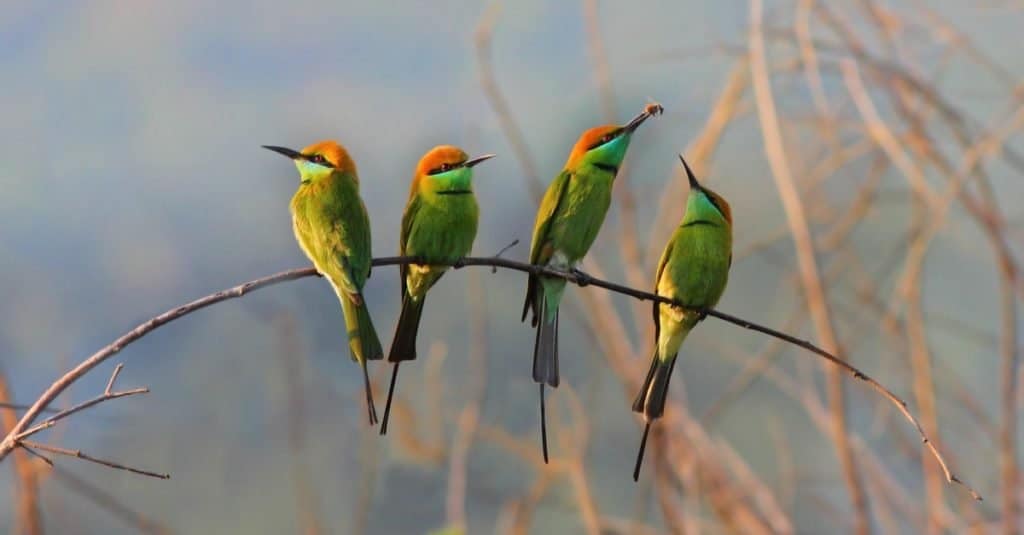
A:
[705,193,725,215]
[307,154,332,167]
[586,130,621,151]
[428,160,465,175]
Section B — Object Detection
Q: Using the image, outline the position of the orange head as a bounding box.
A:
[411,145,495,198]
[416,145,470,177]
[563,103,662,170]
[566,125,621,168]
[262,139,358,183]
[299,140,357,175]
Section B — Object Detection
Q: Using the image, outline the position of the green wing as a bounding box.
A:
[528,170,572,265]
[304,178,373,294]
[522,170,571,323]
[398,193,423,298]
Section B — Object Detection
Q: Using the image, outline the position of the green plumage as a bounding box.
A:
[398,188,479,305]
[522,116,654,463]
[291,171,382,363]
[380,147,489,435]
[267,141,383,426]
[632,157,732,480]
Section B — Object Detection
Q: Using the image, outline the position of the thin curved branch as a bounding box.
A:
[0,256,982,500]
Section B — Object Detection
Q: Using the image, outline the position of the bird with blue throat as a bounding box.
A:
[379,145,496,435]
[632,154,732,480]
[523,102,663,462]
[263,140,384,425]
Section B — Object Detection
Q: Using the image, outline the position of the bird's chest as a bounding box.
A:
[658,228,731,309]
[406,197,479,259]
[548,176,613,261]
[289,184,351,262]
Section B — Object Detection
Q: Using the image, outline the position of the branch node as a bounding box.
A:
[570,268,592,287]
[105,363,124,395]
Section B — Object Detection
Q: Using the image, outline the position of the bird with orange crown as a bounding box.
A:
[522,102,662,461]
[263,140,384,425]
[379,146,495,435]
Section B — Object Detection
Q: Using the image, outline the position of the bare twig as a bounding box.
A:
[14,363,149,442]
[0,256,980,499]
[20,440,168,479]
[0,267,315,462]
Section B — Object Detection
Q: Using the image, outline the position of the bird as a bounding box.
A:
[379,146,495,435]
[631,155,732,481]
[263,140,384,425]
[522,102,662,462]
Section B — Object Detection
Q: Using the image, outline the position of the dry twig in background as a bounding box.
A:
[0,368,43,535]
[749,1,870,528]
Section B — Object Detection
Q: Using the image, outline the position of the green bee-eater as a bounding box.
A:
[379,146,495,435]
[632,155,732,480]
[523,104,662,461]
[263,140,384,425]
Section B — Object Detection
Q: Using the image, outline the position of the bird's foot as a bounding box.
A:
[570,268,591,287]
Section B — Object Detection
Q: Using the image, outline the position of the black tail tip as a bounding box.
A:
[379,362,401,436]
[633,422,653,481]
[540,383,548,461]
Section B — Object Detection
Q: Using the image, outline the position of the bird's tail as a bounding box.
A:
[631,350,678,481]
[341,293,383,425]
[532,288,560,464]
[532,297,560,387]
[380,294,425,435]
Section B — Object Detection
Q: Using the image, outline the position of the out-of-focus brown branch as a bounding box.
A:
[445,271,490,533]
[646,59,749,268]
[0,369,43,535]
[997,245,1020,534]
[473,2,545,201]
[557,383,601,535]
[748,1,871,530]
[582,0,616,122]
[272,311,324,535]
[581,0,649,328]
[902,196,946,535]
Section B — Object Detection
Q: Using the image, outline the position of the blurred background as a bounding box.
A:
[1,1,1022,533]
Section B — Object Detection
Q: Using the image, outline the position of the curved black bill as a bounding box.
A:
[262,145,303,160]
[464,153,497,168]
[678,154,701,191]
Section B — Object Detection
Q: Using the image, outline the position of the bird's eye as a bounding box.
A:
[310,155,327,165]
[602,134,614,143]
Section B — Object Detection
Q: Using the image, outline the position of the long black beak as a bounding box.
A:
[679,154,702,191]
[622,102,664,134]
[262,145,303,160]
[464,153,497,168]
